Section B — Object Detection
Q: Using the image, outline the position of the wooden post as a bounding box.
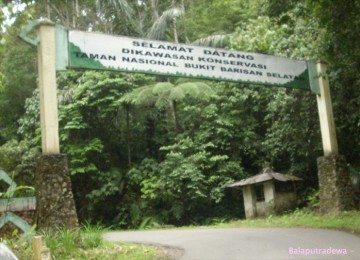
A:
[32,236,43,260]
[37,21,60,154]
[33,236,51,260]
[315,61,338,156]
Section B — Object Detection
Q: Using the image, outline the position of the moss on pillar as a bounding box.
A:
[317,155,354,213]
[36,154,78,230]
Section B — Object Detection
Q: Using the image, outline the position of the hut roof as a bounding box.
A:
[227,168,302,188]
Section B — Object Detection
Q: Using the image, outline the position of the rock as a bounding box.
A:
[0,243,18,260]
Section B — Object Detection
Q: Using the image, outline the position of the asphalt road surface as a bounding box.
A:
[104,227,360,260]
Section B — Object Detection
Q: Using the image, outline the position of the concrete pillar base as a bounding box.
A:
[317,154,354,213]
[36,154,78,230]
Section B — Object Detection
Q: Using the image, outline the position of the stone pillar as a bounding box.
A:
[36,154,78,230]
[317,155,354,213]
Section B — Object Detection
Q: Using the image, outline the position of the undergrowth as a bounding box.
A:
[0,221,167,259]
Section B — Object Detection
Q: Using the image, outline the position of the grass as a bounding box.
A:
[214,209,360,235]
[46,241,167,260]
[82,242,169,260]
[0,222,169,260]
[2,209,359,259]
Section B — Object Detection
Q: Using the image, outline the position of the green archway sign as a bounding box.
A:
[66,30,317,93]
[20,20,337,157]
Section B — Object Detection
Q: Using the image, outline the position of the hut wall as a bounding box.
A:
[274,192,297,213]
[243,186,256,218]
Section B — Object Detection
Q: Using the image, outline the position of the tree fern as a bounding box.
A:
[152,82,173,95]
[120,79,214,132]
[121,80,213,107]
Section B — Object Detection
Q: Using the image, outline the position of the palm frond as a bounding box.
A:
[96,0,135,20]
[146,7,185,40]
[192,33,230,48]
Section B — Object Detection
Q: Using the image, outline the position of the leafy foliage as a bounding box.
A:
[229,9,324,184]
[0,139,38,186]
[184,0,263,41]
[1,0,359,229]
[309,0,360,165]
[0,12,37,141]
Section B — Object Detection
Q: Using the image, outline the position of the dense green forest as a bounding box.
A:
[0,0,359,228]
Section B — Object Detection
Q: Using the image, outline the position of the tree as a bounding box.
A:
[229,6,324,183]
[56,71,157,222]
[96,0,134,20]
[0,10,37,141]
[146,3,184,42]
[309,0,360,166]
[95,0,138,34]
[121,79,214,133]
[0,1,5,26]
[2,0,358,227]
[135,136,244,224]
[30,0,97,30]
[184,0,263,42]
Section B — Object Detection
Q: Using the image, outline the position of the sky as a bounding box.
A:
[1,2,26,31]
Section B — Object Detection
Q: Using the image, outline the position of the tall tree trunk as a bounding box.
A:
[46,0,51,19]
[65,0,70,28]
[126,105,132,168]
[173,18,179,43]
[151,0,160,20]
[172,0,179,43]
[169,100,180,133]
[171,1,179,131]
[72,0,79,29]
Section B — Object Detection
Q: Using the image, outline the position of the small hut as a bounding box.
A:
[228,168,302,218]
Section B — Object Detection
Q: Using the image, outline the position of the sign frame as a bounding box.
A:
[18,20,336,156]
[65,30,319,93]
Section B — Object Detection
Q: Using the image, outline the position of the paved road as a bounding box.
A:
[104,227,360,260]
